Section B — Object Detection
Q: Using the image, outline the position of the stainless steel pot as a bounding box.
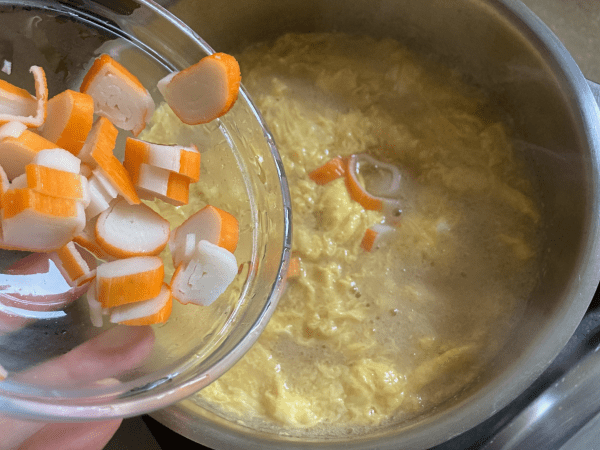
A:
[151,0,600,448]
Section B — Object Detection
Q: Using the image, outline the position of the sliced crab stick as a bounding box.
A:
[80,54,155,136]
[96,256,164,308]
[0,65,47,127]
[33,148,82,174]
[110,283,172,326]
[287,256,303,278]
[157,52,241,125]
[0,165,8,200]
[0,120,27,141]
[0,128,60,180]
[54,241,97,287]
[0,364,7,381]
[345,154,405,218]
[39,89,94,155]
[170,240,237,306]
[1,189,85,251]
[360,224,396,252]
[309,156,347,185]
[25,164,89,205]
[124,137,201,182]
[169,204,239,266]
[79,117,140,204]
[85,174,116,218]
[95,198,170,258]
[73,218,114,260]
[86,282,104,328]
[132,163,190,206]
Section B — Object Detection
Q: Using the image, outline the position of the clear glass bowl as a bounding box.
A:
[0,0,291,421]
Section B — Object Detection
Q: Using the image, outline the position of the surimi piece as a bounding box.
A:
[169,204,239,266]
[73,218,114,260]
[80,54,155,136]
[33,148,82,174]
[0,65,47,127]
[360,224,396,252]
[170,240,237,306]
[39,89,94,155]
[86,282,104,328]
[0,128,59,180]
[25,164,90,206]
[133,163,190,206]
[96,256,164,308]
[79,117,140,205]
[309,156,347,185]
[95,198,170,258]
[0,165,8,200]
[1,188,85,251]
[287,256,302,278]
[53,241,97,287]
[0,121,27,141]
[0,364,7,381]
[157,52,241,125]
[110,283,172,325]
[85,174,116,218]
[124,137,201,182]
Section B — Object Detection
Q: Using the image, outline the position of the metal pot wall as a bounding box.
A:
[152,0,600,448]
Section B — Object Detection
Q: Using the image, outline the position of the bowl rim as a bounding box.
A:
[0,0,292,421]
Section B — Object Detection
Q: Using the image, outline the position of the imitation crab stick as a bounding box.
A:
[360,224,396,252]
[86,282,104,328]
[33,148,82,174]
[80,54,155,136]
[169,204,239,266]
[131,163,190,206]
[78,117,140,205]
[0,165,8,200]
[25,164,90,205]
[0,364,6,381]
[54,241,97,287]
[157,52,241,125]
[73,218,114,260]
[85,173,116,218]
[309,156,347,185]
[287,256,303,278]
[95,198,170,258]
[0,120,26,141]
[0,127,59,179]
[39,89,94,155]
[170,240,237,306]
[124,137,201,182]
[110,283,172,326]
[96,256,164,308]
[0,65,47,127]
[1,188,86,251]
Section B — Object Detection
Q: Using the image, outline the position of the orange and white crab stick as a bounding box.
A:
[85,173,117,218]
[95,198,170,259]
[38,89,94,155]
[78,117,140,205]
[73,218,114,260]
[96,256,164,308]
[0,65,47,128]
[80,54,155,136]
[25,164,90,206]
[86,282,104,328]
[124,137,201,182]
[0,125,60,179]
[0,364,7,381]
[1,189,86,251]
[157,52,241,125]
[345,154,404,221]
[0,120,26,141]
[110,283,172,326]
[309,156,347,185]
[33,148,82,174]
[170,240,237,306]
[360,223,396,252]
[0,165,8,200]
[132,163,191,206]
[53,241,97,287]
[169,204,239,266]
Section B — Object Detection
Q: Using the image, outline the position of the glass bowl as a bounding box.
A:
[0,0,291,421]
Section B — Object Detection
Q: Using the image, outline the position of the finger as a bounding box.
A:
[18,419,122,450]
[0,416,45,450]
[16,325,155,387]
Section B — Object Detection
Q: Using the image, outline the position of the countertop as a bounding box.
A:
[105,1,600,448]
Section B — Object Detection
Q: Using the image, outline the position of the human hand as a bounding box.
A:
[0,324,155,450]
